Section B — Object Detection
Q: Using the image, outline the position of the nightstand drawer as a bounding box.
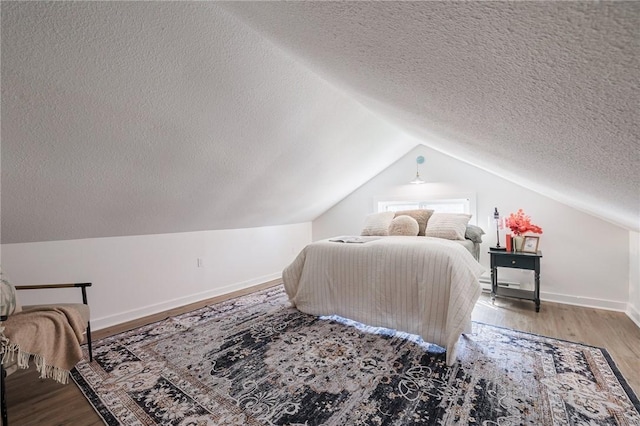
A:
[493,256,536,270]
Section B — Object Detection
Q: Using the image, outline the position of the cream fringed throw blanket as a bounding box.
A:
[0,306,85,384]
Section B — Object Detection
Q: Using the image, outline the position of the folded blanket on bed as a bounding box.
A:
[0,306,86,384]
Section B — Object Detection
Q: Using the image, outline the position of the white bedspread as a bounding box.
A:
[282,236,484,365]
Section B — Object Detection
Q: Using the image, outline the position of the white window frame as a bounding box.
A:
[374,193,477,225]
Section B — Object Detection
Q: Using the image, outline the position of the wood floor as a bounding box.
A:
[3,283,639,426]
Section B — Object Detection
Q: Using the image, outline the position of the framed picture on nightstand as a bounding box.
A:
[522,236,540,253]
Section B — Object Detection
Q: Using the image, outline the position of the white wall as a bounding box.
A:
[1,223,311,330]
[628,231,640,327]
[313,145,631,312]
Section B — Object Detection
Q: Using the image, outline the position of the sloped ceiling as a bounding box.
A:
[221,1,639,231]
[0,1,418,243]
[1,2,638,244]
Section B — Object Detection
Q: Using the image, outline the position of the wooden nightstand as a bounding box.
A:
[489,250,542,312]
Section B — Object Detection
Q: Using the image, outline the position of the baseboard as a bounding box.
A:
[481,285,630,313]
[91,277,639,332]
[626,303,640,329]
[91,273,282,330]
[539,291,628,312]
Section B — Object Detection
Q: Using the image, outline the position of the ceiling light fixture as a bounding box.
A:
[410,156,426,184]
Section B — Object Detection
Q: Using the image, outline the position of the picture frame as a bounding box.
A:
[522,235,540,253]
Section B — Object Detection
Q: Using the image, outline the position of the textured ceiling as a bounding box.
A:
[0,2,417,243]
[2,2,639,244]
[222,1,640,231]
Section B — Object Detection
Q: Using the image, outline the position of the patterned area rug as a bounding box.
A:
[72,286,640,425]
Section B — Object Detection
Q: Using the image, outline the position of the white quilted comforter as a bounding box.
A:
[282,236,484,365]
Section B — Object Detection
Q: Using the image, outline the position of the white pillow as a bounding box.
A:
[361,211,395,236]
[1,269,22,316]
[425,213,472,240]
[388,215,420,236]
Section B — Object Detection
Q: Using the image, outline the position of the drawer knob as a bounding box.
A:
[512,260,516,264]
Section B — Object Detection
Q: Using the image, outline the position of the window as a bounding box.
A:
[375,194,477,225]
[378,198,471,214]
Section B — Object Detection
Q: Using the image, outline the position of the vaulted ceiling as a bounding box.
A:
[2,1,638,244]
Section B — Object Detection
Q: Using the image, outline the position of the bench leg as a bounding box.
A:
[1,362,7,426]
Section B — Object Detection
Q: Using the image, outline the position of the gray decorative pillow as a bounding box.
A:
[425,213,472,240]
[393,209,434,236]
[361,211,395,236]
[1,269,21,316]
[465,225,485,243]
[388,215,420,236]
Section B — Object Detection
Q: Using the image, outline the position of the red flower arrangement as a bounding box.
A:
[505,209,543,236]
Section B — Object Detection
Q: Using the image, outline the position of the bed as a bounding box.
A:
[282,235,484,365]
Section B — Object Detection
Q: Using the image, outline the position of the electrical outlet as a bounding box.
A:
[197,258,203,268]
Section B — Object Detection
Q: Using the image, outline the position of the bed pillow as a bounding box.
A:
[393,209,434,236]
[361,211,395,236]
[425,213,472,240]
[388,215,420,236]
[1,269,22,316]
[465,224,485,243]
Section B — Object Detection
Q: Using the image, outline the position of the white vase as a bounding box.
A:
[513,236,525,252]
